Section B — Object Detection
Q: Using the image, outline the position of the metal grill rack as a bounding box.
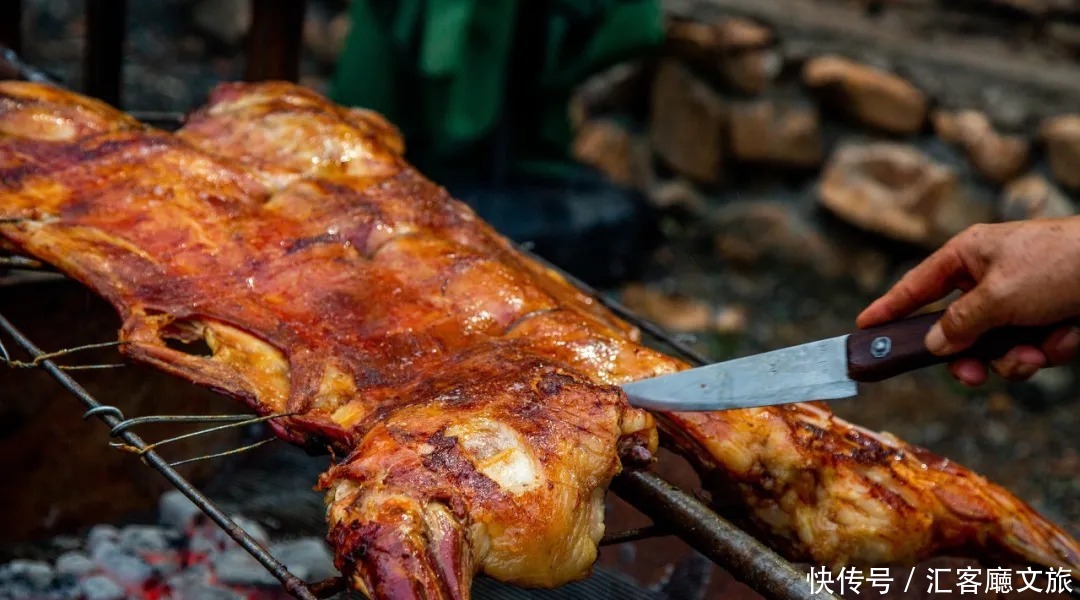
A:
[3,33,1078,600]
[0,247,833,600]
[0,38,830,600]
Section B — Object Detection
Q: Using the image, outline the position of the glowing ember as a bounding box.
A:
[0,491,337,600]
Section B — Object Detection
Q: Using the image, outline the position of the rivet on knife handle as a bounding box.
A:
[846,310,1062,383]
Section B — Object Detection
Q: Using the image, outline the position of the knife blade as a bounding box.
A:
[620,309,1059,412]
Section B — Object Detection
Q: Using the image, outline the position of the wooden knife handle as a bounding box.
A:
[847,310,1062,382]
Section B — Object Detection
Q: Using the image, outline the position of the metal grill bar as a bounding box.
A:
[246,0,307,82]
[0,252,837,600]
[519,248,838,600]
[0,46,59,83]
[612,471,833,600]
[0,1,21,53]
[0,313,320,600]
[0,41,834,598]
[83,0,127,106]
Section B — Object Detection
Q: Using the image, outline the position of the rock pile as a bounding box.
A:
[569,6,1080,263]
[0,491,337,600]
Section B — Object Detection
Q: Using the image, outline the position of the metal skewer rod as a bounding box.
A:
[519,247,838,600]
[0,313,319,600]
[613,471,838,600]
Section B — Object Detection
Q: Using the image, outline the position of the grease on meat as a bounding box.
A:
[0,81,1075,600]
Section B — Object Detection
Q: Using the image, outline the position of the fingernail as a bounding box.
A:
[925,324,949,355]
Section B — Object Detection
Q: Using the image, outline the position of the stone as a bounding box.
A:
[159,490,203,532]
[1000,174,1074,221]
[665,17,778,94]
[650,60,727,184]
[621,284,713,332]
[729,100,823,168]
[802,56,927,135]
[720,49,781,95]
[569,62,646,131]
[712,202,845,278]
[55,551,96,577]
[648,178,708,214]
[193,0,251,46]
[817,142,991,248]
[571,119,638,189]
[79,575,125,600]
[1040,115,1080,189]
[932,110,1029,184]
[665,16,773,57]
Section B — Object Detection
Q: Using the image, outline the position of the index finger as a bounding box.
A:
[856,243,967,329]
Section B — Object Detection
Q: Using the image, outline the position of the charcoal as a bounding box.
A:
[49,573,81,600]
[270,538,337,581]
[90,541,156,587]
[159,490,203,531]
[151,554,181,577]
[211,548,276,586]
[55,551,96,577]
[165,563,211,589]
[173,580,246,600]
[0,561,53,587]
[119,525,176,553]
[0,586,29,600]
[0,560,54,591]
[167,564,234,600]
[86,525,120,554]
[188,526,222,557]
[193,515,269,555]
[79,575,125,600]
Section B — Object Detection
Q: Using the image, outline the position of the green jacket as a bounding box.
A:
[330,0,662,176]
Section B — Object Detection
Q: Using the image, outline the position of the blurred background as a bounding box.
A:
[2,0,1079,598]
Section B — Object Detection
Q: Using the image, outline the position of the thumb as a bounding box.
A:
[925,283,1008,356]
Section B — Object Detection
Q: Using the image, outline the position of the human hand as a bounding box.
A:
[856,218,1080,386]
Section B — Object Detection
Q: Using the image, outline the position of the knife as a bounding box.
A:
[620,309,1059,412]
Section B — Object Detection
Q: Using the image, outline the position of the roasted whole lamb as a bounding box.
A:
[0,81,1076,599]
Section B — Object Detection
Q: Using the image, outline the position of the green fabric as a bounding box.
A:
[329,0,662,174]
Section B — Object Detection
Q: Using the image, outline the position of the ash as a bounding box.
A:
[0,490,337,600]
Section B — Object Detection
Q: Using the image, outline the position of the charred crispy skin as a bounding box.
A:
[172,82,1080,579]
[0,81,1076,599]
[0,81,656,598]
